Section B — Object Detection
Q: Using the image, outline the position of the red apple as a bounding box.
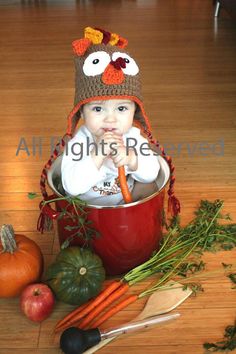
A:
[20,283,55,322]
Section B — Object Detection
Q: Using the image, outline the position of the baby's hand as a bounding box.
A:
[95,132,123,156]
[91,132,123,169]
[111,140,138,171]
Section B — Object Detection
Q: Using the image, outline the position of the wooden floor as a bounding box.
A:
[0,0,236,353]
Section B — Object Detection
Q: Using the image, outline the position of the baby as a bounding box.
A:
[61,98,160,206]
[60,27,161,206]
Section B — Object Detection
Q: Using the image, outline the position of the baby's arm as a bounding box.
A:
[61,131,124,196]
[61,129,108,196]
[130,132,160,183]
[61,138,102,196]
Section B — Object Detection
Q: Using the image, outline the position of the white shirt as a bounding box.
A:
[61,125,160,206]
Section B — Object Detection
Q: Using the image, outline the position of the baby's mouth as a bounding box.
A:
[103,128,116,132]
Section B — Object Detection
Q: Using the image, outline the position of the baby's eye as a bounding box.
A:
[112,52,139,76]
[83,51,111,76]
[118,106,128,112]
[92,106,102,112]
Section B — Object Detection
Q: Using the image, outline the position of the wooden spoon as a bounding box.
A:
[83,281,192,353]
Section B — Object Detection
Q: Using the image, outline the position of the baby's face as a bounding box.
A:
[81,99,135,138]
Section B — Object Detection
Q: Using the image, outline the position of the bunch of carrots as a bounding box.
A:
[54,200,236,332]
[54,239,196,333]
[53,212,205,331]
[54,248,192,333]
[55,280,135,332]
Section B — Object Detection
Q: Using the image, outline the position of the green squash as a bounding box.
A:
[44,247,105,305]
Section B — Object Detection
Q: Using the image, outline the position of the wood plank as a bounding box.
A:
[38,308,236,350]
[1,176,45,193]
[77,345,221,354]
[0,0,236,353]
[0,297,40,349]
[0,211,48,231]
[0,350,60,354]
[19,231,54,255]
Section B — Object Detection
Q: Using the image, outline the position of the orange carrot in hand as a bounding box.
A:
[90,294,138,329]
[118,166,132,203]
[78,283,130,329]
[55,280,122,332]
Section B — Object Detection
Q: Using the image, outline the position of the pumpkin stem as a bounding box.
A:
[79,267,87,275]
[0,224,18,253]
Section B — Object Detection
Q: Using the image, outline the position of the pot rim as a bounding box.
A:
[48,155,170,210]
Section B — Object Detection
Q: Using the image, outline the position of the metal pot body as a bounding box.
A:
[47,155,169,275]
[55,190,164,275]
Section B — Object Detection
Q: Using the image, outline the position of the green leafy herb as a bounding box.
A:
[203,320,236,352]
[28,192,39,199]
[228,273,236,289]
[58,196,100,246]
[28,191,100,247]
[222,263,233,270]
[182,282,204,296]
[177,260,205,277]
[123,200,236,298]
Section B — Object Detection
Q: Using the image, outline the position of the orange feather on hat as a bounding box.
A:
[72,38,91,56]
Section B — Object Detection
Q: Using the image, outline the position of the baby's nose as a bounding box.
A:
[104,112,117,122]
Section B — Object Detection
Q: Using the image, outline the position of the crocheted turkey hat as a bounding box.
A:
[65,26,151,136]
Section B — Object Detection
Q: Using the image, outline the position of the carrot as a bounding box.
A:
[90,294,138,329]
[55,280,122,332]
[54,299,93,332]
[78,283,130,329]
[118,166,132,203]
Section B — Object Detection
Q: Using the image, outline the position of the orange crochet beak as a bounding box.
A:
[102,57,126,85]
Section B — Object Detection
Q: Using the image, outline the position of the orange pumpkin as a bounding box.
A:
[0,224,44,297]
